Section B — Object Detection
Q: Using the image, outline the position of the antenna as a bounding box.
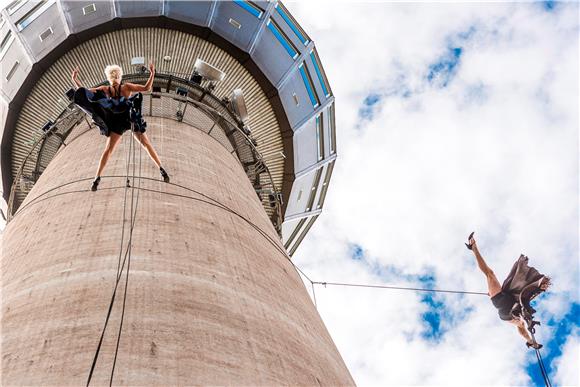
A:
[230,88,249,123]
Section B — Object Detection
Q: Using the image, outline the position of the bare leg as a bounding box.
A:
[95,132,122,177]
[509,318,534,345]
[469,237,502,297]
[133,132,162,168]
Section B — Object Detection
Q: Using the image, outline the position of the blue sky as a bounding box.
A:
[0,0,577,385]
[289,1,579,385]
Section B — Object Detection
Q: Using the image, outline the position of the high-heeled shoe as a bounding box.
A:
[465,232,475,250]
[91,176,101,191]
[160,167,170,183]
[526,341,543,350]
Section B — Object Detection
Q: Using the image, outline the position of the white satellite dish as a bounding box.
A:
[194,58,226,83]
[231,88,249,123]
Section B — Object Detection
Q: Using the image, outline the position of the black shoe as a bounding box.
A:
[160,167,170,183]
[91,176,101,191]
[526,341,543,350]
[465,232,475,250]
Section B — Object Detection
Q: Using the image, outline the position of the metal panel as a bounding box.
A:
[284,169,316,217]
[281,217,301,245]
[5,0,40,22]
[60,0,115,34]
[164,0,213,27]
[0,18,13,58]
[0,38,33,100]
[292,114,318,173]
[211,1,263,52]
[268,3,309,52]
[302,49,331,103]
[17,2,67,60]
[250,16,295,85]
[287,214,318,255]
[278,65,315,129]
[115,0,163,18]
[0,98,7,211]
[324,102,336,158]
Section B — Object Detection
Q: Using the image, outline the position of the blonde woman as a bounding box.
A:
[71,63,169,191]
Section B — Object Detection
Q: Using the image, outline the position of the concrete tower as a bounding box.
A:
[1,0,349,385]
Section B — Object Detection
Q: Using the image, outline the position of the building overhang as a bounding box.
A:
[0,0,336,254]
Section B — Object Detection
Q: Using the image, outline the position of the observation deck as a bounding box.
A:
[0,0,336,255]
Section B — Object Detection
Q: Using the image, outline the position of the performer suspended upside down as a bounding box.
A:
[70,63,170,191]
[466,233,551,349]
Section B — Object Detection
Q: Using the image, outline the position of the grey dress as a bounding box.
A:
[491,254,546,321]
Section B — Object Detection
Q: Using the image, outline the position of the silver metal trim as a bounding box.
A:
[294,153,337,180]
[39,26,53,42]
[228,18,241,29]
[284,208,322,222]
[82,3,96,16]
[5,60,19,80]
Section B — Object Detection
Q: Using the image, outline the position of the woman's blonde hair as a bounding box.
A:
[104,65,123,82]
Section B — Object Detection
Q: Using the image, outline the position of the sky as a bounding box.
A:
[284,1,579,386]
[1,1,579,386]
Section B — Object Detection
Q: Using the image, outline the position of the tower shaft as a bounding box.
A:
[1,117,353,385]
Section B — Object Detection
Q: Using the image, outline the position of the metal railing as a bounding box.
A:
[7,73,283,234]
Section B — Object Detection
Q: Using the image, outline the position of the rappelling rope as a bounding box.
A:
[18,170,528,384]
[14,175,489,302]
[308,281,488,300]
[109,128,143,386]
[86,130,142,387]
[524,314,552,387]
[536,348,552,387]
[535,347,551,387]
[115,133,131,279]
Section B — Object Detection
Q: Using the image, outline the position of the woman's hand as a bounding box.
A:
[71,66,81,88]
[143,61,155,91]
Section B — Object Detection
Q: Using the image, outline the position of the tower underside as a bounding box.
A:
[0,117,353,385]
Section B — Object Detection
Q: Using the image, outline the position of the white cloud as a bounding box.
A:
[288,1,578,385]
[553,329,580,386]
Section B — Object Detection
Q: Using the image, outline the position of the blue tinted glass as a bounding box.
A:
[267,20,298,59]
[299,64,319,108]
[233,0,262,18]
[310,52,329,97]
[275,5,308,45]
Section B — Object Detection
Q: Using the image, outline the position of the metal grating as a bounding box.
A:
[8,91,282,231]
[9,27,283,217]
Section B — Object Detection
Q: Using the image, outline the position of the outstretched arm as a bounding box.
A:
[126,62,155,92]
[71,66,101,92]
[71,66,82,89]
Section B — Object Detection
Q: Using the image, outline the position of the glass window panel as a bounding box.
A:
[267,18,299,59]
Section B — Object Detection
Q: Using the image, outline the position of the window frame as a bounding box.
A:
[298,62,320,108]
[16,0,54,32]
[267,18,299,59]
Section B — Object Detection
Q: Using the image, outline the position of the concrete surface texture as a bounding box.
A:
[1,117,354,385]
